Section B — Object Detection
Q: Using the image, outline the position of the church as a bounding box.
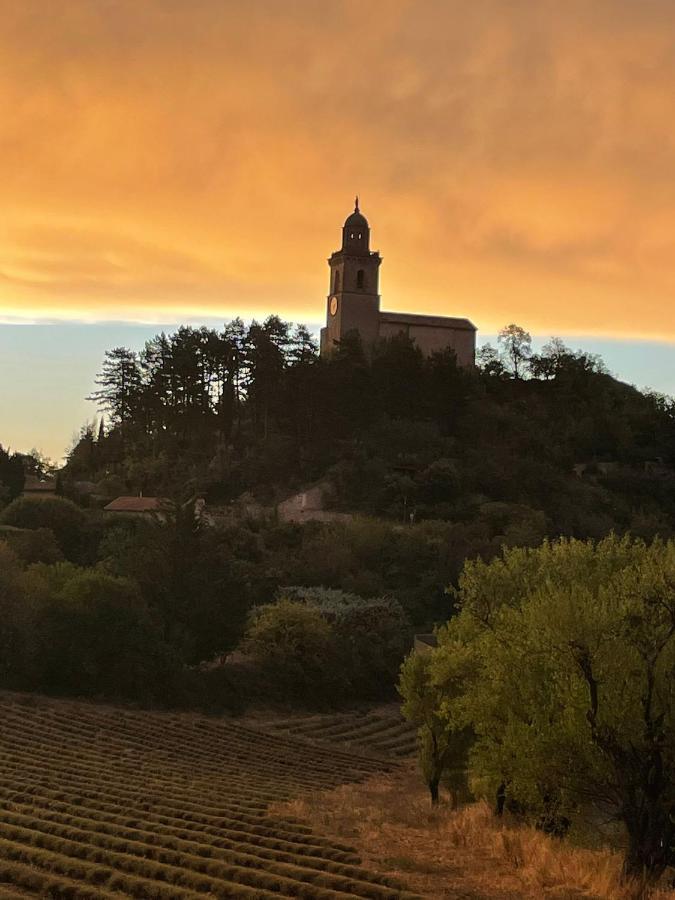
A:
[320,200,476,365]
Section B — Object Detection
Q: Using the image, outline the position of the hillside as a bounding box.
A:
[0,692,416,899]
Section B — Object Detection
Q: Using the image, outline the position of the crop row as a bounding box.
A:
[265,707,417,759]
[0,703,386,794]
[0,810,407,900]
[0,782,357,863]
[0,799,390,884]
[0,693,416,899]
[2,698,388,777]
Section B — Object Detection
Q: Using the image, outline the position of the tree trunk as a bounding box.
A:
[429,777,440,806]
[622,805,672,884]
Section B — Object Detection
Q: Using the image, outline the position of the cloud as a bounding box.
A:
[0,0,674,338]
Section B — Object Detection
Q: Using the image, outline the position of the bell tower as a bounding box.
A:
[320,198,382,356]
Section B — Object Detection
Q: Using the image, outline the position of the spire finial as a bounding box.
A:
[354,195,359,213]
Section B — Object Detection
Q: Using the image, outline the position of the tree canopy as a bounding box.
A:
[404,535,675,881]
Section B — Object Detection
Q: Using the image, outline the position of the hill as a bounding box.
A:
[0,691,416,899]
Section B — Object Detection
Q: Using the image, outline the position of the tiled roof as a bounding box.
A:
[104,496,164,512]
[23,477,56,493]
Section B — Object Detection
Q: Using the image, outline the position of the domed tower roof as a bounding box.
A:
[341,197,370,254]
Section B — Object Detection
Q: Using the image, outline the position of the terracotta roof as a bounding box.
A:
[104,496,164,513]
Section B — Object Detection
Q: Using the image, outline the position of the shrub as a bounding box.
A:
[0,495,86,560]
[0,542,45,687]
[0,525,62,564]
[244,599,339,699]
[41,569,179,701]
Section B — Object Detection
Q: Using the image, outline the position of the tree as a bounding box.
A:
[497,324,532,379]
[99,499,251,664]
[0,446,25,504]
[425,536,675,882]
[399,649,470,804]
[88,347,142,427]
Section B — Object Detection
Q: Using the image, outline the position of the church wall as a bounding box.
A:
[378,319,475,365]
[408,323,475,366]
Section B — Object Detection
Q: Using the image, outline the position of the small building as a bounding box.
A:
[320,199,476,365]
[104,496,166,519]
[22,476,57,496]
[277,483,351,524]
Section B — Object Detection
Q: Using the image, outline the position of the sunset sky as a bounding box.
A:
[1,0,674,459]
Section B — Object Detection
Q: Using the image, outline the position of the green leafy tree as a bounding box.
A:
[424,536,675,882]
[399,649,470,804]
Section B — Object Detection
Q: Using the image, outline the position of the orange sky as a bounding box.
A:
[1,0,675,340]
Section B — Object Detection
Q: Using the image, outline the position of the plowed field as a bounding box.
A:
[0,693,417,899]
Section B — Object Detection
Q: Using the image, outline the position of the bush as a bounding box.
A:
[0,495,86,561]
[244,599,340,701]
[0,542,45,687]
[243,588,410,704]
[0,525,62,564]
[284,586,410,692]
[40,569,179,701]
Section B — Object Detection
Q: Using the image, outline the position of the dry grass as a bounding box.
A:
[272,767,675,900]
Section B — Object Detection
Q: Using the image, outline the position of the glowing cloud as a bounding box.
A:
[0,1,674,339]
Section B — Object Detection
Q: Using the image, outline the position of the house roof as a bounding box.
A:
[104,496,164,513]
[22,477,57,493]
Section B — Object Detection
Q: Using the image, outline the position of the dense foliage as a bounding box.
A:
[3,318,674,717]
[244,587,409,702]
[64,320,675,545]
[0,543,177,701]
[0,446,24,503]
[400,536,675,880]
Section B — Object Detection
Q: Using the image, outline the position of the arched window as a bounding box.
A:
[334,270,340,292]
[357,269,365,289]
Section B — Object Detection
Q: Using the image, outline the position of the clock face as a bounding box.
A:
[329,295,338,316]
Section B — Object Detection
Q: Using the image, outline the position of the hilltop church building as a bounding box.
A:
[320,200,476,365]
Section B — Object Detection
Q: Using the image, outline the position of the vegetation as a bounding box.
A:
[0,446,24,503]
[2,318,674,712]
[275,770,675,900]
[401,535,675,882]
[0,691,414,899]
[1,495,87,560]
[64,320,675,546]
[244,589,409,704]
